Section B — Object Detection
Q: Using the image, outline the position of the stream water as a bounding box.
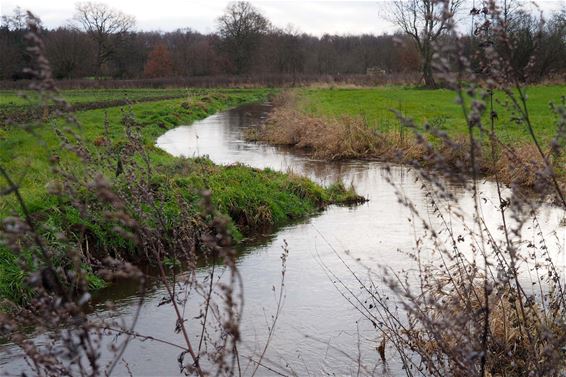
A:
[1,103,564,376]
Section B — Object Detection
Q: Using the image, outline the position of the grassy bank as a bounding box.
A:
[250,87,566,191]
[1,89,271,211]
[0,88,361,304]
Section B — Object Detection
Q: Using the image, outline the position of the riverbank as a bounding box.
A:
[248,88,566,194]
[0,89,361,305]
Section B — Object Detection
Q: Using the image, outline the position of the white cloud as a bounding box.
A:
[0,0,397,34]
[1,0,563,35]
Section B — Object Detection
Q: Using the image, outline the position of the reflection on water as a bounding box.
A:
[1,103,564,376]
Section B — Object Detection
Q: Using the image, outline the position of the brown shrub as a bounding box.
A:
[250,92,416,160]
[408,277,566,377]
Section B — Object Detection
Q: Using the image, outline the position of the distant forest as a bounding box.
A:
[1,1,565,83]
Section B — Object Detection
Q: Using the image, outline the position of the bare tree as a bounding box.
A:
[487,1,565,82]
[390,0,463,87]
[217,1,270,74]
[500,0,522,32]
[1,6,29,30]
[73,1,135,78]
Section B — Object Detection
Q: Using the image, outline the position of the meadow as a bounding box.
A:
[1,89,269,214]
[298,85,566,144]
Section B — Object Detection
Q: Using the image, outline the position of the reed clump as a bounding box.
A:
[403,275,566,377]
[247,91,417,160]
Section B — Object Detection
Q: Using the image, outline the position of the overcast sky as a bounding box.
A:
[1,1,564,36]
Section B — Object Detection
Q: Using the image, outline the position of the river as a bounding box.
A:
[1,103,564,376]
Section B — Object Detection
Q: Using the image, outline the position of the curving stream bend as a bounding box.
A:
[1,103,564,376]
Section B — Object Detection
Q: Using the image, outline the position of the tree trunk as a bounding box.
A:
[422,60,436,88]
[421,44,437,88]
[95,39,105,79]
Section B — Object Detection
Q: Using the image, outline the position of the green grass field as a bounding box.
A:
[297,85,565,144]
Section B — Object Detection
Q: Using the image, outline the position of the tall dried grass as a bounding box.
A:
[247,92,416,160]
[250,91,565,195]
[406,275,566,377]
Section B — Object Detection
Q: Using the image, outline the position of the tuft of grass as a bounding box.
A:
[326,181,366,205]
[166,160,360,232]
[0,247,31,305]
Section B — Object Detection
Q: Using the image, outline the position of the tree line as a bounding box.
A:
[0,1,565,85]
